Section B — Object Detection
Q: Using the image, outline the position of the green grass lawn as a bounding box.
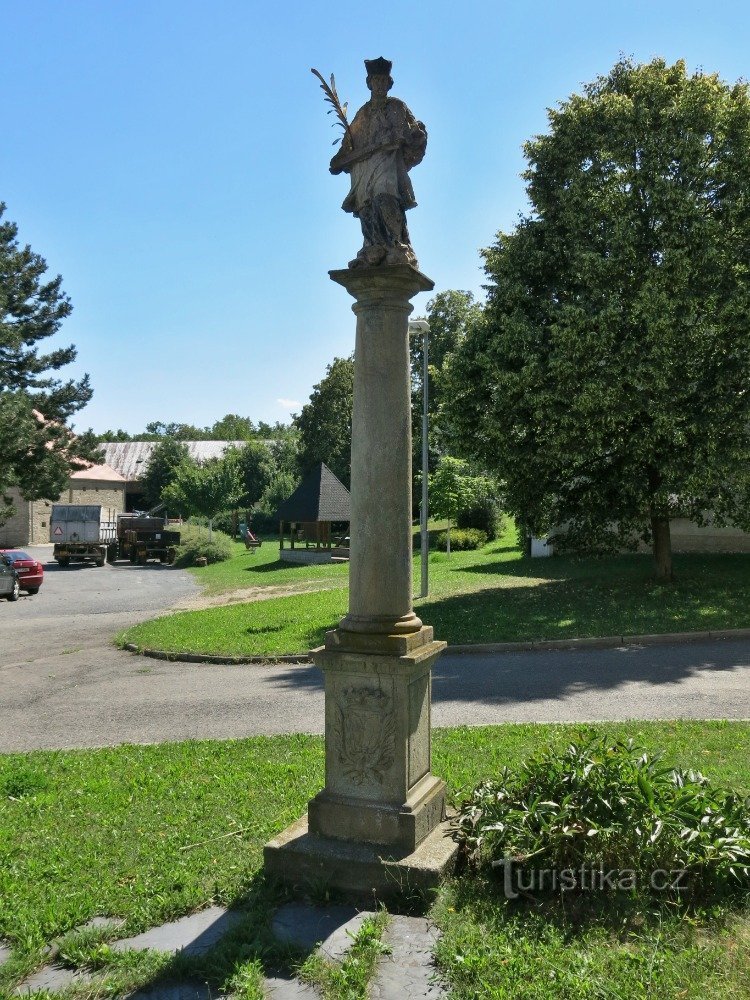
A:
[185,520,453,595]
[187,537,350,595]
[1,722,748,998]
[121,519,750,656]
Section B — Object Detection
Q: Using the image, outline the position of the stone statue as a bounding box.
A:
[328,58,427,269]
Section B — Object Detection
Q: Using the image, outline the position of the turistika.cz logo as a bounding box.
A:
[492,860,689,899]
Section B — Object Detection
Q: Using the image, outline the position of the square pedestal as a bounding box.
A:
[264,814,458,901]
[311,627,445,853]
[264,626,454,897]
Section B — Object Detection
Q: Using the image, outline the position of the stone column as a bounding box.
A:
[265,264,456,896]
[335,265,426,639]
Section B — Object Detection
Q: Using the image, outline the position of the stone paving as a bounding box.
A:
[12,917,126,995]
[8,901,446,997]
[371,914,445,998]
[16,964,92,994]
[112,906,245,957]
[128,983,224,1000]
[270,903,375,962]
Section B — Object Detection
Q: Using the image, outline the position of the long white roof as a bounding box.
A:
[102,441,247,483]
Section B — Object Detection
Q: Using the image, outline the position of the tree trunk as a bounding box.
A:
[650,513,673,582]
[446,523,451,556]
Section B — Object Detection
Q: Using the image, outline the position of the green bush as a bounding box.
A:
[173,522,234,566]
[454,735,750,896]
[250,471,300,534]
[249,508,278,534]
[456,500,504,540]
[430,527,488,551]
[209,510,243,537]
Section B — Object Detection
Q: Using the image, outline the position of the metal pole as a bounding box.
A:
[420,327,429,599]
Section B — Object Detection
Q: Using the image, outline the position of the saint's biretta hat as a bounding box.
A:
[365,57,393,82]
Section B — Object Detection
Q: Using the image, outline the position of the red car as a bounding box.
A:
[0,549,44,594]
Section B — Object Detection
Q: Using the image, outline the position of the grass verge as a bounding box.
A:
[1,722,748,997]
[120,521,750,656]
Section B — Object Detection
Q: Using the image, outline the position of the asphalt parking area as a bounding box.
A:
[0,544,198,667]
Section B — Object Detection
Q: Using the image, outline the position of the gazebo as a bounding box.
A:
[275,463,351,563]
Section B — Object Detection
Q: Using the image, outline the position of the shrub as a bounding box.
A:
[454,735,750,896]
[456,500,504,540]
[210,510,241,537]
[173,522,234,566]
[429,527,488,551]
[249,508,278,535]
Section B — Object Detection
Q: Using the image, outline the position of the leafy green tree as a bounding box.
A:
[90,428,134,442]
[445,58,750,581]
[253,470,299,526]
[411,290,483,465]
[0,203,97,523]
[268,435,300,479]
[256,420,297,440]
[144,420,207,440]
[295,356,354,487]
[428,456,486,554]
[141,438,190,510]
[209,414,257,440]
[162,452,245,536]
[228,440,276,509]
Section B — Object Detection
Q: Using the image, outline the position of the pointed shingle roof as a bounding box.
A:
[275,463,350,522]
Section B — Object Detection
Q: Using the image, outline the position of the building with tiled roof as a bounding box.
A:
[0,442,248,546]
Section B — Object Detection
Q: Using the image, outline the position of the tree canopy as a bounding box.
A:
[0,203,97,522]
[141,438,190,510]
[90,416,296,443]
[162,452,245,528]
[428,456,495,552]
[411,290,484,462]
[294,356,354,488]
[228,440,277,510]
[445,58,750,579]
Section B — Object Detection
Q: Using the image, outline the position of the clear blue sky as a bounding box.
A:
[2,0,748,434]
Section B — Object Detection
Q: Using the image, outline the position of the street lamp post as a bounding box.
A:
[409,318,430,599]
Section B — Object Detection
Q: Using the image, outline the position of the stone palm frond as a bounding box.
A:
[311,68,353,146]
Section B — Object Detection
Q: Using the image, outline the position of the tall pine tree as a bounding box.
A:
[0,203,97,522]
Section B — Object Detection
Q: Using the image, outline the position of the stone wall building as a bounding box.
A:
[0,441,245,547]
[0,465,127,547]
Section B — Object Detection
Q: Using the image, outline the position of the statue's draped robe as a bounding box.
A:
[332,98,425,219]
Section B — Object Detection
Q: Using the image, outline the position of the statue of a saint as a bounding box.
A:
[329,58,427,269]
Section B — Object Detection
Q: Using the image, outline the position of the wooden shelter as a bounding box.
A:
[275,463,351,563]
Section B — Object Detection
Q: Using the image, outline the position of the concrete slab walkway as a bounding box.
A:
[10,902,447,998]
[112,906,244,957]
[371,914,445,998]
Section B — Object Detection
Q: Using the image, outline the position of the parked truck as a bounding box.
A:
[112,515,180,565]
[51,504,118,567]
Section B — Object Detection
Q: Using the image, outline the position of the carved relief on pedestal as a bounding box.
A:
[333,686,395,785]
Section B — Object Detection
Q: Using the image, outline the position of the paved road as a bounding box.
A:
[1,547,748,749]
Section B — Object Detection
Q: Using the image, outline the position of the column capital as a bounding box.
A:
[329,264,434,307]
